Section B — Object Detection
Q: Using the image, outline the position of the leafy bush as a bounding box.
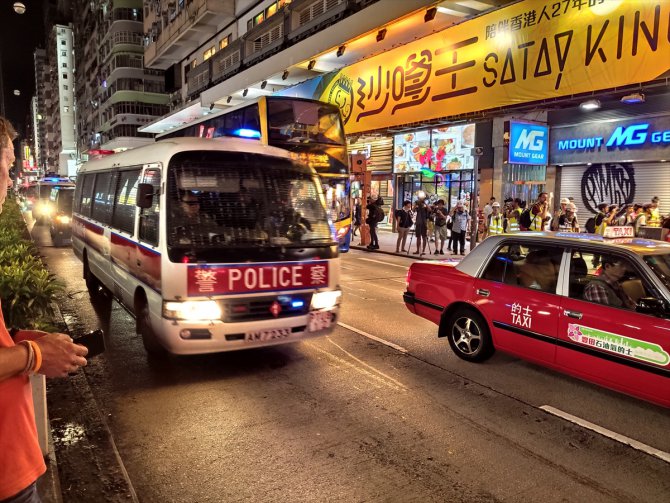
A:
[0,200,63,330]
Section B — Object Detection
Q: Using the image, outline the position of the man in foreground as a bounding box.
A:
[0,116,88,503]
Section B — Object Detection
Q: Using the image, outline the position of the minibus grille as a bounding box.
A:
[221,294,311,322]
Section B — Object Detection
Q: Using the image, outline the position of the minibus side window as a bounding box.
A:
[139,168,160,246]
[73,180,82,213]
[79,174,96,217]
[91,171,115,224]
[112,169,141,234]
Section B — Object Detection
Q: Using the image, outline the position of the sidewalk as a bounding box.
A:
[349,227,474,259]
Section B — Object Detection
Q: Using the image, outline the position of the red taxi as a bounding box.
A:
[403,230,670,408]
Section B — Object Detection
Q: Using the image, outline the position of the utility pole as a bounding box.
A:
[470,147,484,251]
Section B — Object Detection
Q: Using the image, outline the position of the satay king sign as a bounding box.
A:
[188,261,329,296]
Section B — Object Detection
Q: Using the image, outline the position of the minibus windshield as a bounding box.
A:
[167,151,334,252]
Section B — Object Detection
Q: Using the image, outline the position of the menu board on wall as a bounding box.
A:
[393,124,474,174]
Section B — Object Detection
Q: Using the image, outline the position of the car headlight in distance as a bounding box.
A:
[163,300,222,321]
[310,290,342,310]
[37,204,53,216]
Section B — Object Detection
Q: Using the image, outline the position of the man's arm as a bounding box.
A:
[0,345,30,381]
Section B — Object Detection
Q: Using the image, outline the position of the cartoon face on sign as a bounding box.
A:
[328,75,354,125]
[580,163,635,214]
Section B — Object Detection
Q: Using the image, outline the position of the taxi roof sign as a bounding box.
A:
[603,226,634,239]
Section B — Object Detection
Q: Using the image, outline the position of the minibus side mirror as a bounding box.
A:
[136,183,154,209]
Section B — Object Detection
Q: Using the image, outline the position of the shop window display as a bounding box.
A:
[393,125,475,212]
[502,164,546,204]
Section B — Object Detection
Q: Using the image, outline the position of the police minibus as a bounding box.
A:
[72,137,341,355]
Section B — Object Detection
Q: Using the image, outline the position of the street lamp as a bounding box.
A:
[13,2,26,14]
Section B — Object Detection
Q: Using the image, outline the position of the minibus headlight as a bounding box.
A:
[310,290,341,310]
[56,215,71,224]
[163,300,222,321]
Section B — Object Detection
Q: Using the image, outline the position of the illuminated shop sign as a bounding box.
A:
[550,115,670,165]
[275,2,670,135]
[508,121,548,165]
[557,123,670,151]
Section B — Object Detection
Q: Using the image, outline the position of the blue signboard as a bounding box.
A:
[509,121,549,165]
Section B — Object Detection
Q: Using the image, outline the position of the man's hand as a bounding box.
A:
[34,333,88,378]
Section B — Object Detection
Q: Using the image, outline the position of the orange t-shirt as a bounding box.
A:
[0,306,46,499]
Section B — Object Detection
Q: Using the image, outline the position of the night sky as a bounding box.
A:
[0,0,46,137]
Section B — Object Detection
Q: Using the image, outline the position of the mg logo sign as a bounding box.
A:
[605,124,649,147]
[509,121,549,165]
[514,129,546,151]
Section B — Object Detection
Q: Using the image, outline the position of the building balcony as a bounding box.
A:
[144,0,234,70]
[288,0,350,43]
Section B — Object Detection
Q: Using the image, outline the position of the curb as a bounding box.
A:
[36,301,69,503]
[350,245,466,260]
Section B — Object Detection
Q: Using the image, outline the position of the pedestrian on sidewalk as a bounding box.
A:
[0,116,89,503]
[412,195,429,255]
[395,200,413,253]
[450,201,469,255]
[366,196,383,250]
[432,199,448,254]
[352,197,361,237]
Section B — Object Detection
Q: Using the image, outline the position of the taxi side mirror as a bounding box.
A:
[636,297,668,317]
[136,183,154,209]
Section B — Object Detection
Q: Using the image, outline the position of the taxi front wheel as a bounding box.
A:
[445,308,494,362]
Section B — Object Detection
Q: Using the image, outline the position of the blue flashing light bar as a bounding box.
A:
[233,128,261,139]
[291,300,305,309]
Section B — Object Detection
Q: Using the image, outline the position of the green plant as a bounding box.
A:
[0,200,63,330]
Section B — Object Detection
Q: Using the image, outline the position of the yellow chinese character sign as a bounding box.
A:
[282,0,670,134]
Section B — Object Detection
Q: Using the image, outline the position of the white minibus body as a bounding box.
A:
[72,137,341,354]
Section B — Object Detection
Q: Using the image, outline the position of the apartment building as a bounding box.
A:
[31,49,48,174]
[74,0,169,154]
[44,24,77,176]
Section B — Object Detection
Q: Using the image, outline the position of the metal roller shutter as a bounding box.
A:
[558,163,670,219]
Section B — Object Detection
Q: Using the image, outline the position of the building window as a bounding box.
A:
[219,35,230,50]
[64,106,69,112]
[61,40,66,45]
[61,50,66,56]
[63,85,68,90]
[203,46,215,61]
[62,62,67,68]
[62,73,67,79]
[191,60,197,69]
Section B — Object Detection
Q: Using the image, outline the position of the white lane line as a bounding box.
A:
[356,257,409,269]
[540,405,670,464]
[327,339,408,391]
[337,321,408,354]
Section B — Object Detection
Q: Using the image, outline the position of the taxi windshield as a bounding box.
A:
[643,253,670,290]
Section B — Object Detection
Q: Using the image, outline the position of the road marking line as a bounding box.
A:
[328,339,408,391]
[356,257,409,269]
[337,321,408,354]
[540,405,670,464]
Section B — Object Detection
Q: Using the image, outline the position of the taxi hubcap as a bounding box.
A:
[452,316,481,355]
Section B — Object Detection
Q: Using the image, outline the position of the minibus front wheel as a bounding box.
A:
[135,292,166,355]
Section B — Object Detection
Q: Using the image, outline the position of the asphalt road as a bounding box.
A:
[29,221,670,503]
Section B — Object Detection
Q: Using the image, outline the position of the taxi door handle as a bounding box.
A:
[476,288,490,297]
[564,310,583,320]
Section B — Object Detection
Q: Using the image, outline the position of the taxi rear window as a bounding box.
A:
[481,243,562,294]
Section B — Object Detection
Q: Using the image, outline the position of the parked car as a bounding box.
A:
[48,186,74,246]
[403,232,670,408]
